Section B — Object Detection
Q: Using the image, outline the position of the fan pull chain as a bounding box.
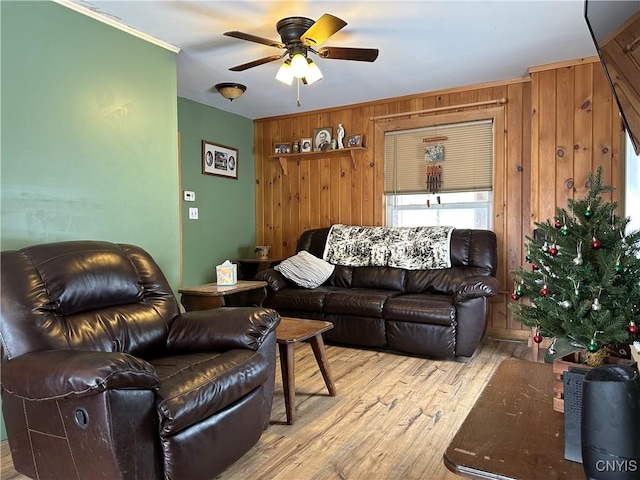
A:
[296,79,301,107]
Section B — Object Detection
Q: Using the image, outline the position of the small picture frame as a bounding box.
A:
[425,144,444,162]
[313,127,333,151]
[301,138,312,153]
[346,134,362,148]
[274,142,291,154]
[202,140,238,179]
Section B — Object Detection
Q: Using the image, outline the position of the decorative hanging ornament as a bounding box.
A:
[573,253,583,265]
[554,219,562,229]
[540,282,549,296]
[532,263,539,271]
[591,237,601,249]
[516,282,523,297]
[525,248,532,263]
[591,298,601,311]
[533,333,543,344]
[588,340,598,352]
[558,299,572,309]
[585,204,593,218]
[615,256,623,274]
[628,321,639,335]
[542,241,549,253]
[561,224,569,236]
[549,244,558,256]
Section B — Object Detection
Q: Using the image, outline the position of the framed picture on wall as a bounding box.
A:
[301,138,312,152]
[313,127,332,151]
[202,140,238,179]
[346,134,362,148]
[274,142,291,154]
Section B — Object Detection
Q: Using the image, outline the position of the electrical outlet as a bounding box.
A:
[184,190,195,202]
[188,207,198,220]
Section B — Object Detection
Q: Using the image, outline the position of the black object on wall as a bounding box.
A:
[581,364,640,480]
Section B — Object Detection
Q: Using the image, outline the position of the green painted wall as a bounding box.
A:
[1,1,180,440]
[177,97,256,288]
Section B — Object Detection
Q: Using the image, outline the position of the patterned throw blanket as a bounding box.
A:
[322,224,454,270]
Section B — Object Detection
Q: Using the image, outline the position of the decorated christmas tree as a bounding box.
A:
[510,167,640,366]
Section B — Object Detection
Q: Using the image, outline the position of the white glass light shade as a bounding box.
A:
[275,60,294,85]
[304,59,323,85]
[290,53,308,78]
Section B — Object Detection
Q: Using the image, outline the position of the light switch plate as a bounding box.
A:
[188,207,198,220]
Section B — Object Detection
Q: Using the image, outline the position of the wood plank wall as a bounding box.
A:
[254,56,623,340]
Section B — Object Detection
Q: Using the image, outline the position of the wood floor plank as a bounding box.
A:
[0,338,533,480]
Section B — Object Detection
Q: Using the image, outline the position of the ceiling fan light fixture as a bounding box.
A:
[215,82,246,101]
[275,59,294,85]
[290,53,308,78]
[304,58,323,85]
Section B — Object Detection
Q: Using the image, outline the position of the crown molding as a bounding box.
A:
[53,0,180,53]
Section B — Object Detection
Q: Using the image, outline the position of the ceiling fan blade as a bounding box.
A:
[229,54,284,71]
[300,14,347,46]
[316,46,379,62]
[224,31,285,49]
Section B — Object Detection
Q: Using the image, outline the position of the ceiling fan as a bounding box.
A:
[223,13,379,85]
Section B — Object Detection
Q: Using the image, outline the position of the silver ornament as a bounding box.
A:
[591,298,601,311]
[558,300,572,309]
[573,254,583,266]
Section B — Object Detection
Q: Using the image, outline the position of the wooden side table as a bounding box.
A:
[443,358,585,479]
[276,317,337,425]
[178,280,267,311]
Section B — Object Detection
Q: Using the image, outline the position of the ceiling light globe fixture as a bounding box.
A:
[275,59,294,86]
[290,53,308,78]
[215,82,246,101]
[304,58,323,85]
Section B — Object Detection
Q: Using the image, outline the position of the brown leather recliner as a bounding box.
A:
[0,240,280,480]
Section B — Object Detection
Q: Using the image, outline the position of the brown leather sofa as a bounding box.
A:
[257,227,498,358]
[0,240,280,480]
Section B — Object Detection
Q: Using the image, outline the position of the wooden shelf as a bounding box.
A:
[269,147,367,175]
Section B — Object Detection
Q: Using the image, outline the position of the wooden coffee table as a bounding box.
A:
[276,317,337,425]
[178,280,267,311]
[443,358,585,479]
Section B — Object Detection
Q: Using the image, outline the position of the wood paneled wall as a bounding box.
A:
[254,56,623,340]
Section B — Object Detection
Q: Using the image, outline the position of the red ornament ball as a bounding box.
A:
[549,247,558,256]
[591,239,602,249]
[510,292,519,301]
[540,287,549,296]
[554,220,562,229]
[533,334,543,344]
[628,324,639,335]
[532,263,539,271]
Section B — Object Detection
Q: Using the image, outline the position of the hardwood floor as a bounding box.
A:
[1,338,534,480]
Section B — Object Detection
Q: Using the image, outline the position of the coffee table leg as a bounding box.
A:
[279,342,296,424]
[309,334,337,396]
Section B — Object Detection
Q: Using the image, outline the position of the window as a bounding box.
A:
[384,120,493,229]
[386,191,492,229]
[625,131,640,234]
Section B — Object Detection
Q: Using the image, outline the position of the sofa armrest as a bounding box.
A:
[167,307,281,352]
[255,268,289,292]
[454,276,499,303]
[1,350,159,400]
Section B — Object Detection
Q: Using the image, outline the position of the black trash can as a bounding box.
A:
[581,364,640,480]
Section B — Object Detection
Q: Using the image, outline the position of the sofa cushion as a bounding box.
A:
[383,294,455,326]
[275,250,335,288]
[351,266,406,291]
[324,289,401,317]
[153,350,267,436]
[270,287,336,312]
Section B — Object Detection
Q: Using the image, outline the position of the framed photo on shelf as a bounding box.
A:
[346,134,362,148]
[301,138,312,153]
[202,140,238,179]
[274,142,291,154]
[313,127,332,151]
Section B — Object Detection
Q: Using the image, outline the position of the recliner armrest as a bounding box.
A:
[167,307,280,353]
[453,276,500,303]
[255,268,289,292]
[1,350,159,400]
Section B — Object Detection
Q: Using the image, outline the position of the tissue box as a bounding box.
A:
[216,263,237,286]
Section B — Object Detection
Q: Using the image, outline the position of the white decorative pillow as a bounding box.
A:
[275,250,335,289]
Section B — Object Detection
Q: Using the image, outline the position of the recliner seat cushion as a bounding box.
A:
[324,289,401,317]
[270,286,336,312]
[383,294,456,326]
[152,350,268,436]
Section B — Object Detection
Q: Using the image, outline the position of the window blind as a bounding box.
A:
[384,120,494,194]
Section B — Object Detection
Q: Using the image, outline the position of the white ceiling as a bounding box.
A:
[65,0,598,120]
